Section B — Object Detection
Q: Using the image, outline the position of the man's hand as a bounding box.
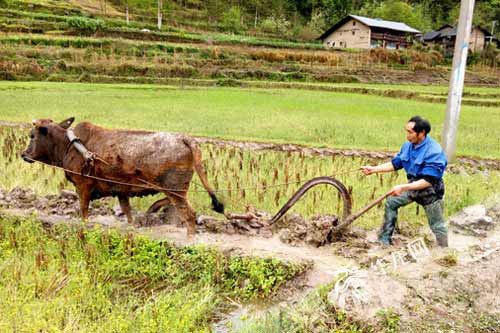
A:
[389,184,408,196]
[361,162,395,176]
[361,166,377,175]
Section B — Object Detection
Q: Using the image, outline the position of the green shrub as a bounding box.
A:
[0,70,16,80]
[221,6,245,34]
[78,71,91,82]
[216,78,243,87]
[67,16,106,34]
[467,51,481,66]
[481,43,500,66]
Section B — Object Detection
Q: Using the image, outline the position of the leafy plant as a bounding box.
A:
[67,16,106,34]
[376,309,401,333]
[221,6,246,34]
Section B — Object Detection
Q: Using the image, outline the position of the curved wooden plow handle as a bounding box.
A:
[268,176,352,225]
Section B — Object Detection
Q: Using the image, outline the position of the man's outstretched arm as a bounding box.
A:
[361,162,395,175]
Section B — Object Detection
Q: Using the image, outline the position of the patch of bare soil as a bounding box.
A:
[69,0,123,17]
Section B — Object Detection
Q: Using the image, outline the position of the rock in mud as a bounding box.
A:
[60,189,78,200]
[450,204,497,237]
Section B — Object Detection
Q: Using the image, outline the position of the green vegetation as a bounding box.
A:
[1,81,499,158]
[376,309,401,333]
[1,116,499,232]
[0,214,305,332]
[434,250,458,267]
[0,8,326,50]
[231,286,368,333]
[1,3,498,88]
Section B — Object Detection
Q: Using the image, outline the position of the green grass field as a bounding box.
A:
[1,81,499,159]
[327,82,500,95]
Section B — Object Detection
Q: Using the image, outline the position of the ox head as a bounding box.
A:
[22,117,75,163]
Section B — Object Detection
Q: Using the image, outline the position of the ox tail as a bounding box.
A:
[184,139,224,214]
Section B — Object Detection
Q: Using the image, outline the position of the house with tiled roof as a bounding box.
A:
[318,15,421,49]
[423,24,497,52]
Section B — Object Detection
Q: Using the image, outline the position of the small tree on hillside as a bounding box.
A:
[222,6,245,34]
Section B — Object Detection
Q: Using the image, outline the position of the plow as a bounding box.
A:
[268,176,392,234]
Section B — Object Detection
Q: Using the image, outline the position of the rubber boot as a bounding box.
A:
[436,235,448,247]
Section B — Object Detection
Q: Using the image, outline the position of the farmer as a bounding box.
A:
[361,116,448,247]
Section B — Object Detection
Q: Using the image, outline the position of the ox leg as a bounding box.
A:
[77,188,91,221]
[170,195,196,237]
[118,195,133,224]
[147,197,171,214]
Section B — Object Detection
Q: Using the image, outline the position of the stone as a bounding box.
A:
[450,204,497,237]
[60,189,78,201]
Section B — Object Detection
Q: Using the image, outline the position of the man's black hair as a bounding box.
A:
[408,116,431,135]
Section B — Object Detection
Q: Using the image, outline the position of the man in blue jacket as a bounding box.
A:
[361,116,448,247]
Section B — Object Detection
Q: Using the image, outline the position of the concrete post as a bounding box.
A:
[442,0,475,161]
[158,0,163,30]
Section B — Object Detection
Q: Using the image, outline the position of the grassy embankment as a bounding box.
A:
[0,215,306,332]
[1,82,499,231]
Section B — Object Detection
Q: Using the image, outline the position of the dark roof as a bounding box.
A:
[439,27,458,38]
[436,24,454,31]
[423,31,441,41]
[424,25,492,41]
[318,14,421,40]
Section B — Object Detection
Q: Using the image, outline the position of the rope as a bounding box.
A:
[24,156,186,196]
[24,156,360,194]
[206,169,360,192]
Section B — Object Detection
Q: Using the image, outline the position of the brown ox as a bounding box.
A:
[21,118,224,235]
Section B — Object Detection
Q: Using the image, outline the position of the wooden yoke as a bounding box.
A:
[66,129,95,174]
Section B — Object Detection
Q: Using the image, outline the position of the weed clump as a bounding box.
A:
[435,250,458,267]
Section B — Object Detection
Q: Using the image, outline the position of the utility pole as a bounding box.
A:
[441,0,475,161]
[158,0,163,31]
[125,1,129,26]
[490,21,497,43]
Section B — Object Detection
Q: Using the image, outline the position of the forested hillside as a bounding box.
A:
[0,0,498,85]
[112,0,499,40]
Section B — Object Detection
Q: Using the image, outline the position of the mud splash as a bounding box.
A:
[0,187,355,247]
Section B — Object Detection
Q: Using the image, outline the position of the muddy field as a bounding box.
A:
[1,184,500,332]
[2,120,500,331]
[0,186,358,247]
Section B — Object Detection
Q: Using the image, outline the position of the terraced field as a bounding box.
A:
[1,1,500,332]
[1,1,499,87]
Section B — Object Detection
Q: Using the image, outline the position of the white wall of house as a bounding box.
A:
[322,19,371,49]
[470,27,485,52]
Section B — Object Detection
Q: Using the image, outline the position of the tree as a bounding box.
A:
[359,0,432,31]
[222,6,246,33]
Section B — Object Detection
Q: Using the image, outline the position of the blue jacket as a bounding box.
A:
[391,136,447,180]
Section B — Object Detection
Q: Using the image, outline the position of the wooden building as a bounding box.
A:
[423,25,494,53]
[318,15,421,49]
